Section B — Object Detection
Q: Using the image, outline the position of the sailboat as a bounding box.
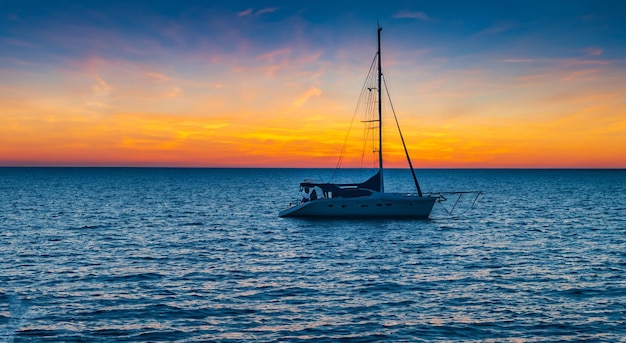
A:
[279,26,439,218]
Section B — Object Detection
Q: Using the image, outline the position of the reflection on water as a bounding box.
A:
[1,168,625,341]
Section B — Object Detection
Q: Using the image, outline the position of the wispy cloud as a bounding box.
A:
[584,47,603,56]
[500,58,537,63]
[144,71,171,82]
[393,10,435,22]
[293,87,322,108]
[499,57,608,67]
[165,86,181,98]
[257,48,291,61]
[561,69,600,82]
[257,7,278,15]
[92,77,112,97]
[3,38,35,48]
[237,7,278,17]
[237,8,253,17]
[479,21,516,35]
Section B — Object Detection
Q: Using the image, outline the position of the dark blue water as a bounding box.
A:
[1,168,625,342]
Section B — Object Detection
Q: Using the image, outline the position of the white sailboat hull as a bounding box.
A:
[279,193,437,218]
[278,28,447,220]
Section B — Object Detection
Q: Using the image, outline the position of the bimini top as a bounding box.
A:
[299,171,381,198]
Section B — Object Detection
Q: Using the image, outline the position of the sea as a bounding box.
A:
[1,167,625,342]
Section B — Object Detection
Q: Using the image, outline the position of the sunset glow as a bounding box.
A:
[2,1,625,167]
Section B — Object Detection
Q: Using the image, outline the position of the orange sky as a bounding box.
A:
[2,2,626,168]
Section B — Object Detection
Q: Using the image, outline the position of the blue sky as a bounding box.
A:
[4,1,625,63]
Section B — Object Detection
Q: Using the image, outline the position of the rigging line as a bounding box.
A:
[469,191,483,210]
[382,74,423,197]
[363,70,378,171]
[450,192,463,213]
[360,105,368,170]
[435,191,482,217]
[332,53,378,181]
[361,73,378,171]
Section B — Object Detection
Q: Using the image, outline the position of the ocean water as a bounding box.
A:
[1,167,625,342]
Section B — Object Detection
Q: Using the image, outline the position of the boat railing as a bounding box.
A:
[429,191,483,216]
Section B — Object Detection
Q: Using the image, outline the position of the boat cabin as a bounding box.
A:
[298,171,381,202]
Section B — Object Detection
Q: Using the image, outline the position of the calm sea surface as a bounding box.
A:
[1,168,625,342]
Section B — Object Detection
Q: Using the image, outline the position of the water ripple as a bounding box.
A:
[1,168,626,341]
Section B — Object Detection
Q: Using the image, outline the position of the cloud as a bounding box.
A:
[585,47,603,56]
[3,38,35,48]
[257,7,278,15]
[92,77,112,97]
[144,71,171,82]
[244,48,323,78]
[237,8,253,17]
[479,21,516,35]
[560,69,599,82]
[393,10,435,22]
[165,86,181,98]
[500,58,537,63]
[257,48,291,61]
[237,7,278,17]
[293,87,322,108]
[499,57,607,67]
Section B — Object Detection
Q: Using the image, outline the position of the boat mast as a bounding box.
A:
[377,26,384,192]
